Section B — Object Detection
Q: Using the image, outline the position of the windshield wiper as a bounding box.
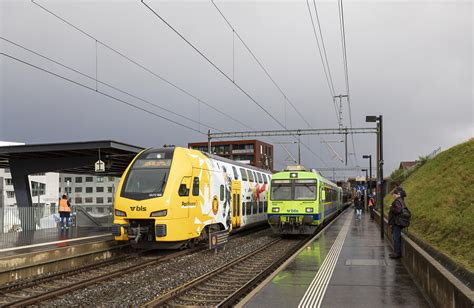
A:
[158,173,168,193]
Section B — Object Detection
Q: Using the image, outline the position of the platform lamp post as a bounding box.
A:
[366,115,384,239]
[362,154,372,193]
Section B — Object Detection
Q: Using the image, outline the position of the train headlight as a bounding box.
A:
[305,208,314,213]
[150,209,167,217]
[272,207,280,213]
[115,209,127,217]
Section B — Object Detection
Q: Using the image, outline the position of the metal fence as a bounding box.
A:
[0,204,113,233]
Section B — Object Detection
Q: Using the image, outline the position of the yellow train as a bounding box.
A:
[112,146,271,249]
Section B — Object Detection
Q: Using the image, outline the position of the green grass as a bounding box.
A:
[385,139,474,272]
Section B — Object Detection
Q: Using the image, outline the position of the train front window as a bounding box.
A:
[270,180,292,200]
[123,168,168,196]
[121,149,173,200]
[294,179,317,200]
[294,184,316,200]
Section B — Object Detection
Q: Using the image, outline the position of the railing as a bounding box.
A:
[0,204,113,233]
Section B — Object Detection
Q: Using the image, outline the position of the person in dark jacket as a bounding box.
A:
[355,196,363,220]
[388,187,404,258]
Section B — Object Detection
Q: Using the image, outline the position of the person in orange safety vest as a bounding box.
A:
[59,194,72,230]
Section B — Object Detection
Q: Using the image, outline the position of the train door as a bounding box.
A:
[231,180,241,228]
[186,168,202,218]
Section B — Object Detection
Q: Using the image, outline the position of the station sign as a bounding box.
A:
[95,160,105,172]
[209,230,229,252]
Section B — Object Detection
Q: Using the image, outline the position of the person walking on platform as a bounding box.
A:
[355,196,363,220]
[368,193,375,220]
[388,187,406,259]
[58,194,72,230]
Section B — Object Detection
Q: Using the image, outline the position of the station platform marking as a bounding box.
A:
[298,211,353,308]
[0,234,111,253]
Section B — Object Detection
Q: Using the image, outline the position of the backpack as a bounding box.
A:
[396,199,411,227]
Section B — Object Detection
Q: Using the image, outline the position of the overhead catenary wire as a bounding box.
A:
[142,0,329,167]
[338,0,358,166]
[306,0,339,122]
[0,52,207,135]
[210,0,332,167]
[30,0,251,132]
[141,0,288,131]
[211,0,313,129]
[0,37,223,133]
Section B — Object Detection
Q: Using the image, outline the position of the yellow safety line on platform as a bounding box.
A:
[0,234,111,253]
[298,211,353,308]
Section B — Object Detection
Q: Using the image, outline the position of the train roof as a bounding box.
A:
[145,146,272,174]
[271,169,341,189]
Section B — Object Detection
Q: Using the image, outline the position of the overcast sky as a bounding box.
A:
[0,0,472,179]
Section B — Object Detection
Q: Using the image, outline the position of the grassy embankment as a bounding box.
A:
[384,139,474,272]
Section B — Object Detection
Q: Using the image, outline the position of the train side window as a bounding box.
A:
[246,202,252,215]
[220,185,224,201]
[257,173,263,183]
[253,201,258,214]
[259,201,264,213]
[178,177,191,196]
[242,202,246,216]
[263,174,268,184]
[192,177,200,196]
[252,171,257,183]
[264,201,268,212]
[240,168,248,181]
[232,166,239,180]
[248,170,254,182]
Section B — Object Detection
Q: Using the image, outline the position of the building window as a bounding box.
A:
[85,197,93,203]
[5,168,10,173]
[7,191,15,198]
[86,187,93,193]
[75,197,82,204]
[97,197,104,204]
[97,177,104,183]
[5,178,13,186]
[75,177,82,183]
[31,181,46,196]
[108,176,115,182]
[64,177,72,183]
[86,207,93,212]
[75,187,82,193]
[59,187,61,193]
[85,177,93,182]
[96,187,104,193]
[107,197,113,204]
[97,207,105,213]
[107,186,113,193]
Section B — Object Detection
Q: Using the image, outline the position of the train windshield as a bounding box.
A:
[270,180,292,200]
[294,180,317,200]
[121,150,172,200]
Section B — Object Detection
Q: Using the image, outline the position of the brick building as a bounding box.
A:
[188,140,273,170]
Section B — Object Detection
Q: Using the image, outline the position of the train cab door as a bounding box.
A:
[231,180,241,229]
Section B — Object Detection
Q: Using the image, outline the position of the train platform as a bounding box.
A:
[241,209,429,308]
[0,226,112,257]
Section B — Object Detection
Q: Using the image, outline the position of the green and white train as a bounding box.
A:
[267,166,342,235]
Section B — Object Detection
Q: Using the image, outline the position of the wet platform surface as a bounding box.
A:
[244,209,429,308]
[0,227,112,257]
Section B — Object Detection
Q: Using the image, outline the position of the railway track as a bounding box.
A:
[0,225,270,307]
[143,236,310,307]
[0,248,194,307]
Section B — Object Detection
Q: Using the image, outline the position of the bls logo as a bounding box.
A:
[130,205,147,211]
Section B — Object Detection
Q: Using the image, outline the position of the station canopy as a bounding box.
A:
[0,140,144,177]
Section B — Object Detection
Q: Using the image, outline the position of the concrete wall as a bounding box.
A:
[374,211,474,308]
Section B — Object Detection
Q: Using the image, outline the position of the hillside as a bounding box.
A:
[385,139,474,272]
